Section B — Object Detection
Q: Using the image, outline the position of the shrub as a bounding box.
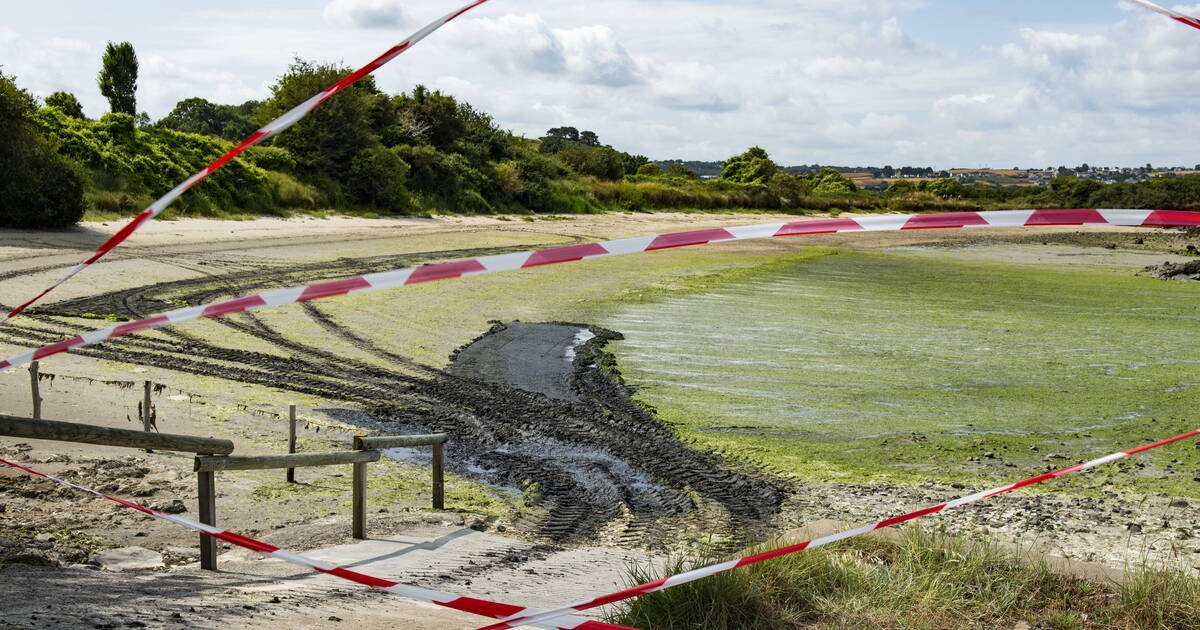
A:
[346,144,411,214]
[0,73,87,228]
[637,162,663,176]
[44,91,85,119]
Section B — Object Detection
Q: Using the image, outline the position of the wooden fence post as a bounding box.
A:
[432,442,445,511]
[352,435,367,539]
[197,460,217,571]
[142,381,153,453]
[29,362,41,420]
[286,404,297,483]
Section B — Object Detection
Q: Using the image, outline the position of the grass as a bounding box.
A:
[592,250,1200,497]
[241,455,511,519]
[609,528,1200,629]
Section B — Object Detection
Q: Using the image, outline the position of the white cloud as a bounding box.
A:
[880,17,913,48]
[803,56,884,79]
[557,25,644,87]
[1001,28,1107,73]
[323,0,406,29]
[468,14,567,75]
[7,0,1200,168]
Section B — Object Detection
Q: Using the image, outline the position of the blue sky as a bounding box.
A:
[4,1,1199,168]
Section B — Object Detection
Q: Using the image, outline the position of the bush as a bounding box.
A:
[33,106,278,217]
[243,146,297,173]
[637,162,663,176]
[44,91,85,119]
[0,73,87,228]
[346,145,411,214]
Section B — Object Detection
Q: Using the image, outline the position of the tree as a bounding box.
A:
[393,85,464,150]
[98,41,138,115]
[885,179,917,195]
[559,145,625,180]
[665,163,698,179]
[0,72,86,228]
[720,146,778,184]
[258,58,392,205]
[769,172,812,207]
[881,165,895,178]
[926,177,964,198]
[44,91,85,118]
[158,97,223,136]
[810,167,858,194]
[579,130,600,147]
[546,126,580,142]
[637,162,662,176]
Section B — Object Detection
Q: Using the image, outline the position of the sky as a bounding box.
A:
[3,0,1200,169]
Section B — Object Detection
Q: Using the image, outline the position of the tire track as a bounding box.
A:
[0,244,789,548]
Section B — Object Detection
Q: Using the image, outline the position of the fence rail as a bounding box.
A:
[355,433,448,449]
[195,450,381,472]
[0,411,449,572]
[353,433,447,537]
[0,414,234,455]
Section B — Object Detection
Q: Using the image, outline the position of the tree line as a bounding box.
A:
[4,41,1200,229]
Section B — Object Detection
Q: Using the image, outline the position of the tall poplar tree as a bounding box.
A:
[98,41,138,115]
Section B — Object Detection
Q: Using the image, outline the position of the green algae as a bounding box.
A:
[597,250,1200,497]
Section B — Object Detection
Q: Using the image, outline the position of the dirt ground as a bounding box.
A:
[2,212,1199,629]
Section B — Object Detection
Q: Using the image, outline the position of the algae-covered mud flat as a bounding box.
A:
[600,250,1200,497]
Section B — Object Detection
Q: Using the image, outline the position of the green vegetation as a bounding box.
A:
[98,41,138,117]
[157,97,259,140]
[0,72,86,228]
[9,43,1200,229]
[599,251,1200,497]
[610,528,1200,630]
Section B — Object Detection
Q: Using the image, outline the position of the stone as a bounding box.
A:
[1170,499,1190,508]
[150,500,187,515]
[4,550,56,566]
[95,547,165,572]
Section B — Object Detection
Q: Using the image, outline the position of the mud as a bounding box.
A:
[0,248,787,551]
[1141,259,1200,281]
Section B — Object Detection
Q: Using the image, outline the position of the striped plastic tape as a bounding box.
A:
[0,457,635,630]
[0,0,493,325]
[6,0,1197,325]
[3,208,1200,372]
[474,429,1200,630]
[1128,0,1200,30]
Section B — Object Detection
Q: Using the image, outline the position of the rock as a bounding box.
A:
[1170,499,1190,508]
[150,499,187,514]
[95,547,165,572]
[4,550,57,566]
[34,533,54,543]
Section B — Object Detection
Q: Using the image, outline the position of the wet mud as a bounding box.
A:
[0,247,788,550]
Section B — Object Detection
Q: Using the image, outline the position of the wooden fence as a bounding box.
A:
[0,413,449,571]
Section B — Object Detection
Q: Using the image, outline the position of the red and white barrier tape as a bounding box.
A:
[474,429,1200,630]
[0,0,493,326]
[5,0,1194,325]
[1128,0,1200,30]
[3,209,1200,372]
[0,457,635,630]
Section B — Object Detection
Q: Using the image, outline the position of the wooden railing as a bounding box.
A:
[0,413,449,571]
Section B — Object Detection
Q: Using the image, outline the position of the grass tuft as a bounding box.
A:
[609,528,1199,629]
